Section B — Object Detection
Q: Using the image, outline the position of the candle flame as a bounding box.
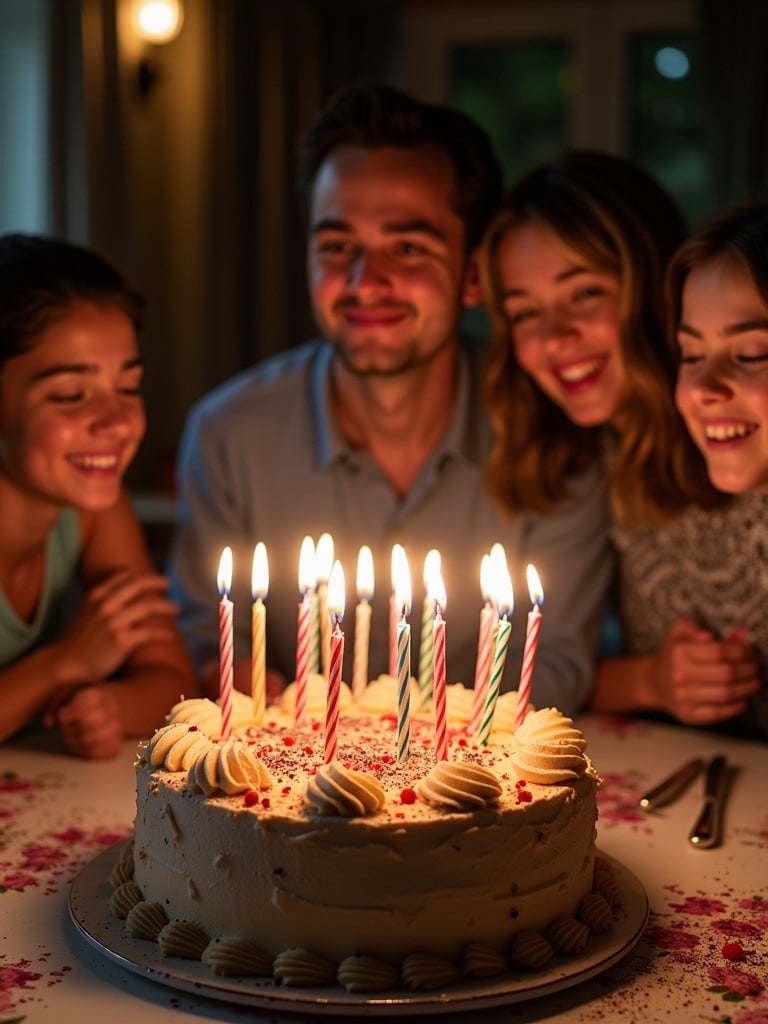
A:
[487,552,513,617]
[480,553,494,601]
[217,546,233,596]
[392,544,412,617]
[427,565,447,614]
[298,535,317,593]
[356,545,374,600]
[422,548,441,586]
[251,542,269,600]
[327,560,346,621]
[316,532,334,582]
[526,563,544,606]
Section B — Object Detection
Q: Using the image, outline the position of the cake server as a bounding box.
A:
[639,757,704,810]
[688,755,728,849]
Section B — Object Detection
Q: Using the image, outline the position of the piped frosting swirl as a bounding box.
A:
[304,762,385,816]
[416,760,502,810]
[187,741,271,797]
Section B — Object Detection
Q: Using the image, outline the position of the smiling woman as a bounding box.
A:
[0,234,195,757]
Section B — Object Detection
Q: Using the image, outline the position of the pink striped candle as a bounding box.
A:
[430,568,448,760]
[469,554,495,735]
[295,536,315,727]
[324,560,345,763]
[515,564,543,730]
[217,547,234,740]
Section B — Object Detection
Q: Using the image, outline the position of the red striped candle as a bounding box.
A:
[515,564,543,731]
[296,536,315,727]
[217,547,234,740]
[324,560,346,763]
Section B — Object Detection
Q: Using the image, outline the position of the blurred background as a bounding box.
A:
[1,0,767,510]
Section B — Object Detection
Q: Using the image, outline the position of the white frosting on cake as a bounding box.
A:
[128,688,601,988]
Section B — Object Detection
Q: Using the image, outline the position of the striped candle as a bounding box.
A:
[324,560,345,763]
[418,549,441,709]
[478,563,514,747]
[250,542,268,723]
[515,564,544,731]
[393,545,412,762]
[469,554,496,736]
[217,547,234,740]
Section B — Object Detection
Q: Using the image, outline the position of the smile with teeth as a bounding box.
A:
[554,356,606,385]
[68,454,120,469]
[703,422,757,442]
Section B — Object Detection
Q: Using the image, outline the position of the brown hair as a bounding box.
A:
[481,150,722,527]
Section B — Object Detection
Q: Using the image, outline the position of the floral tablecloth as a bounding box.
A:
[0,716,766,1024]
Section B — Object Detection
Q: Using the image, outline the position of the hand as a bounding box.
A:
[45,684,124,759]
[57,569,180,683]
[653,618,760,726]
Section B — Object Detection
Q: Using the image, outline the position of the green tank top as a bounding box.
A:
[0,508,81,667]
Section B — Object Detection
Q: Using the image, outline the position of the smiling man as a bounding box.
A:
[169,84,612,711]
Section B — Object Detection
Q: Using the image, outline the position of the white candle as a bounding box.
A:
[515,564,543,730]
[352,546,374,700]
[250,542,268,723]
[389,545,404,677]
[430,567,448,761]
[217,546,234,740]
[296,536,316,727]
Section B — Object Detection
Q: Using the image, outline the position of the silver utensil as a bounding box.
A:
[688,755,728,849]
[639,757,704,810]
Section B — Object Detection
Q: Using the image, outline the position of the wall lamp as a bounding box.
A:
[133,0,184,98]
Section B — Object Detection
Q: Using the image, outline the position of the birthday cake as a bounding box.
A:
[111,679,612,993]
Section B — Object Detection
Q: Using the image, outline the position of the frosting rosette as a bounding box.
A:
[511,740,588,785]
[187,741,271,796]
[304,762,385,817]
[166,693,254,739]
[514,707,586,750]
[144,722,212,771]
[416,760,502,810]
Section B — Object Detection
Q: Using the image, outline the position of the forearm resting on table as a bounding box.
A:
[107,661,199,736]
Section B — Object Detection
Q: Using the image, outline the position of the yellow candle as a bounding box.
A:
[250,542,269,722]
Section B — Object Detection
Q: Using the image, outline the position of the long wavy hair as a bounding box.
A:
[481,150,722,527]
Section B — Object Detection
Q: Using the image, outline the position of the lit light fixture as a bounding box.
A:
[133,0,184,44]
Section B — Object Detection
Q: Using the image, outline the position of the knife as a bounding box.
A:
[688,755,729,849]
[639,757,704,810]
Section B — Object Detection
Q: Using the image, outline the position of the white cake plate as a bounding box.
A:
[69,844,649,1016]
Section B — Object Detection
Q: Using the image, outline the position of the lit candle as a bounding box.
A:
[295,536,315,727]
[418,549,441,709]
[352,546,374,700]
[478,562,514,746]
[393,545,412,762]
[389,546,400,677]
[325,560,345,763]
[316,532,334,677]
[515,564,543,730]
[430,566,448,761]
[250,542,268,723]
[217,546,234,740]
[469,553,495,736]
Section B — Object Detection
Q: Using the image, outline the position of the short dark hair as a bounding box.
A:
[296,83,503,253]
[0,233,144,371]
